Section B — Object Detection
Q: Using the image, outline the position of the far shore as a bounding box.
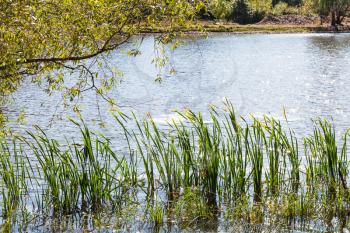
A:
[140,16,350,34]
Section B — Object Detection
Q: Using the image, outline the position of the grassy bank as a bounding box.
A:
[140,20,350,33]
[1,101,350,231]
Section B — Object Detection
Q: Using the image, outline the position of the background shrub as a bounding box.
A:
[228,0,265,24]
[272,2,301,15]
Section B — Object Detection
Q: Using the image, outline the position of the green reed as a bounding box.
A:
[0,139,29,218]
[245,118,265,203]
[1,101,350,229]
[182,109,221,205]
[305,119,349,198]
[221,100,248,200]
[23,121,129,214]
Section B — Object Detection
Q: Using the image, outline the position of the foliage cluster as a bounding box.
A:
[205,0,350,25]
[0,0,200,98]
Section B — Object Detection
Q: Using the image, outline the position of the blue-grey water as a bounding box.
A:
[2,32,350,232]
[3,33,350,140]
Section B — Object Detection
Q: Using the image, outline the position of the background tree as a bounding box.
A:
[314,0,350,25]
[229,0,252,23]
[228,0,265,24]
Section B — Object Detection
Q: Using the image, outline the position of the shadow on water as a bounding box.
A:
[309,34,350,52]
[289,34,350,133]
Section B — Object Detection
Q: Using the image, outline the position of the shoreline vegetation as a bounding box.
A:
[2,101,350,231]
[140,18,350,34]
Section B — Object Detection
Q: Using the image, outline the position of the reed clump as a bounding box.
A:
[1,101,350,230]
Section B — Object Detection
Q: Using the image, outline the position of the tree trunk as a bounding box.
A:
[331,10,336,26]
[319,15,323,25]
[272,0,279,7]
[336,11,343,25]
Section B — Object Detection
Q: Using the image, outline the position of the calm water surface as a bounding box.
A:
[4,33,350,139]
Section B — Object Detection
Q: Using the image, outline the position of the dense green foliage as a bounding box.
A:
[206,0,349,25]
[313,0,350,25]
[208,0,270,21]
[0,0,200,98]
[227,0,263,24]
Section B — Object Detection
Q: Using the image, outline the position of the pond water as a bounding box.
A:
[3,33,350,232]
[4,33,350,139]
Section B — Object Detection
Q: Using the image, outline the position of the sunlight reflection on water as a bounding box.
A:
[4,33,350,142]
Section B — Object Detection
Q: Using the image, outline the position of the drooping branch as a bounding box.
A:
[0,34,131,73]
[0,0,200,99]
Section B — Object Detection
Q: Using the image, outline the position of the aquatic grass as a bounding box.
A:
[23,121,128,214]
[171,120,195,189]
[0,139,29,218]
[179,109,221,206]
[145,114,182,199]
[245,118,265,203]
[149,196,164,226]
[282,128,300,192]
[1,101,350,230]
[304,119,349,199]
[221,100,248,200]
[130,116,156,193]
[263,117,285,196]
[172,188,211,225]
